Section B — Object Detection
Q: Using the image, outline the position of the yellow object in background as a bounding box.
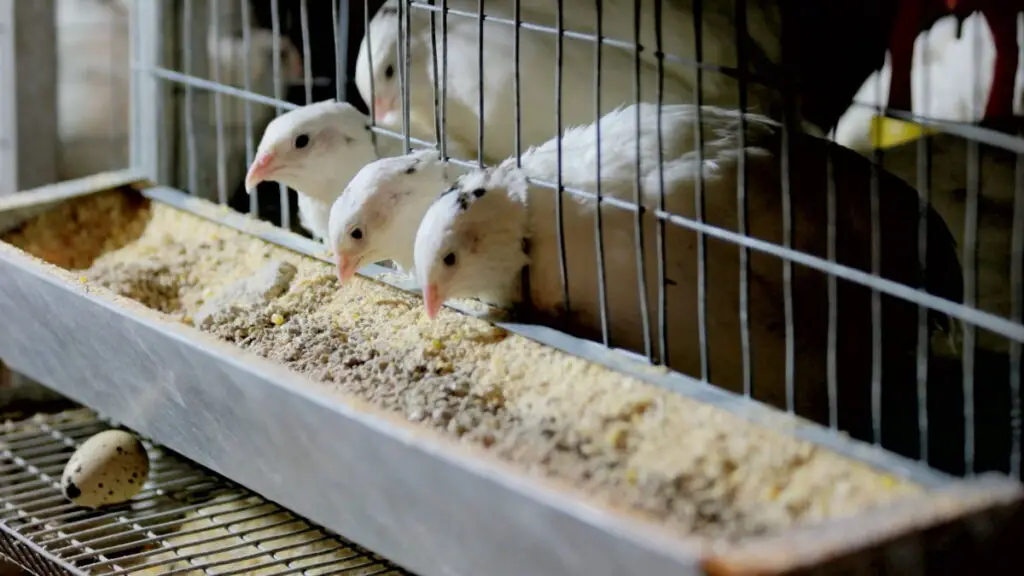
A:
[869,115,939,149]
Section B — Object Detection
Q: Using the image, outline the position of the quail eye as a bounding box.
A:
[443,252,456,267]
[295,134,310,149]
[350,228,363,240]
[385,64,395,79]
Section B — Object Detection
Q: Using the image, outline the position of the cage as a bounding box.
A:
[1,1,1024,575]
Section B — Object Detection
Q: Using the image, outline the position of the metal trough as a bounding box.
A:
[0,171,1021,576]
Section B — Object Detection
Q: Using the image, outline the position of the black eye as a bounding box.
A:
[443,252,456,267]
[385,64,395,79]
[472,188,486,198]
[295,134,310,149]
[350,228,363,240]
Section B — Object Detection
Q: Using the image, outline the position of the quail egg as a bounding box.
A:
[61,429,150,508]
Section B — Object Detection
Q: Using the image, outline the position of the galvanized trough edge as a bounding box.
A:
[0,174,1019,575]
[140,183,956,490]
[0,183,704,576]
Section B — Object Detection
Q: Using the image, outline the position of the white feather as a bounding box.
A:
[250,100,469,241]
[414,102,775,329]
[355,0,785,165]
[327,148,470,275]
[414,102,963,430]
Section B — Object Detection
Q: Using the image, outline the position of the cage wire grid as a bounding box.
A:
[0,408,411,576]
[124,0,1024,480]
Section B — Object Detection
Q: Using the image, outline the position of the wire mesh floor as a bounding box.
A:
[0,408,411,576]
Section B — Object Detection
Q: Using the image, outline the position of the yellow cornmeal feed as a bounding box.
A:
[2,190,920,543]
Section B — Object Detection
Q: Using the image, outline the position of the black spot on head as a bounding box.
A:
[116,446,123,454]
[65,482,81,499]
[456,195,469,211]
[75,466,82,474]
[472,188,486,198]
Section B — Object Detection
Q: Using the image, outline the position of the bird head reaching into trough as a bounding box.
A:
[414,165,530,320]
[328,148,455,285]
[245,100,379,203]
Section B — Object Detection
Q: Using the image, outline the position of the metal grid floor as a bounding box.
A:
[0,408,411,576]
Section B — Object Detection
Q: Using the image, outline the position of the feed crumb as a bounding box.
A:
[1,192,924,543]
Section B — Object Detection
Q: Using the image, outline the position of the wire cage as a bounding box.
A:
[0,407,410,575]
[2,0,1024,575]
[131,0,1024,477]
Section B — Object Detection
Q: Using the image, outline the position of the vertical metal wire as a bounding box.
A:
[1011,148,1023,479]
[692,1,708,377]
[915,23,933,464]
[182,0,198,195]
[554,0,570,315]
[653,0,667,364]
[779,6,796,414]
[735,0,751,394]
[427,0,443,151]
[963,141,979,475]
[210,0,228,206]
[869,27,885,444]
[962,15,983,476]
[591,0,610,346]
[826,134,838,428]
[300,0,313,104]
[440,0,449,159]
[513,0,521,166]
[400,0,412,153]
[241,0,258,218]
[632,0,653,361]
[333,0,350,102]
[869,150,882,441]
[108,7,119,171]
[364,0,378,151]
[476,0,485,166]
[270,0,290,230]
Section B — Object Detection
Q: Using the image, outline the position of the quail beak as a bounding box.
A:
[336,253,360,286]
[373,96,397,123]
[245,152,276,193]
[423,283,442,320]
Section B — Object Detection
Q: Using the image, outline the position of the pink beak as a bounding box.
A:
[423,283,442,320]
[373,97,394,123]
[245,152,276,192]
[336,253,359,285]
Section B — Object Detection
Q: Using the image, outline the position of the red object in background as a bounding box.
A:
[887,0,1021,123]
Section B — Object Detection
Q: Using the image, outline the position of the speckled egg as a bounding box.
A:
[61,429,150,508]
